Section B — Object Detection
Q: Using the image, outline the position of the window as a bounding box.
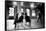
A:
[9,7,14,16]
[32,10,36,16]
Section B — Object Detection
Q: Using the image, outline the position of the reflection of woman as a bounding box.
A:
[14,13,23,28]
[23,13,31,28]
[18,14,23,22]
[25,13,30,22]
[14,13,18,28]
[25,13,31,27]
[37,11,42,24]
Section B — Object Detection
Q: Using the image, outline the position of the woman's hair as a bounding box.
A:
[25,13,27,16]
[22,13,24,15]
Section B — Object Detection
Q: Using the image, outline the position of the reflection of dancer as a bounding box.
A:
[14,13,18,28]
[17,13,23,23]
[23,13,31,28]
[14,13,31,28]
[14,13,23,28]
[37,11,41,23]
[25,13,31,23]
[37,12,43,24]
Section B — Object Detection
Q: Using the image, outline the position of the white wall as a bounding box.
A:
[7,20,15,30]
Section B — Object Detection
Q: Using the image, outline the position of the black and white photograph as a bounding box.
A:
[5,0,45,31]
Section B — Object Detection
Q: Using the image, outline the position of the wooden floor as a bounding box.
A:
[7,19,43,31]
